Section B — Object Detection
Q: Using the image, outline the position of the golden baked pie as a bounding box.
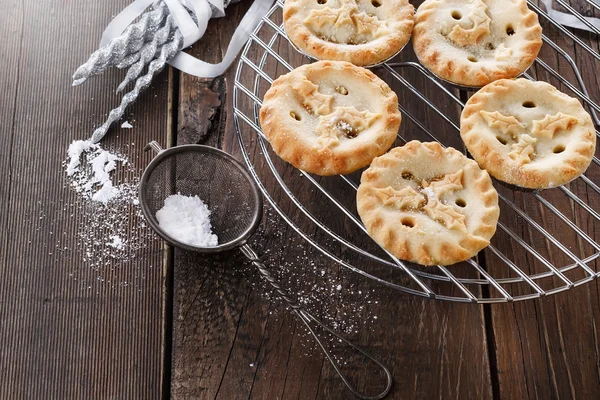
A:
[461,78,596,189]
[356,141,499,266]
[283,0,414,66]
[259,60,401,176]
[412,0,542,87]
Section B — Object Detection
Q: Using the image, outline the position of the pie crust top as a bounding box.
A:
[412,0,542,87]
[461,78,596,189]
[356,141,499,266]
[259,61,401,176]
[283,0,415,66]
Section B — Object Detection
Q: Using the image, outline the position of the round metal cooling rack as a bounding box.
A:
[232,1,600,303]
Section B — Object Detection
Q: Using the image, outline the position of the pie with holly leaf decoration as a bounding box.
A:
[412,0,542,87]
[259,61,401,175]
[283,0,414,66]
[461,78,596,189]
[357,141,499,266]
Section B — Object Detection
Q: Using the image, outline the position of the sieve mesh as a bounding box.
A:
[140,145,262,252]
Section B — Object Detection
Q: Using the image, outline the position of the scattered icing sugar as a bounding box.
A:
[107,235,125,250]
[91,180,120,204]
[121,121,133,129]
[337,120,352,132]
[421,186,436,200]
[254,212,381,339]
[89,148,120,187]
[66,140,96,176]
[156,194,218,247]
[62,140,158,284]
[66,139,127,203]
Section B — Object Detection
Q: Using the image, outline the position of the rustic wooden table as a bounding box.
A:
[2,0,600,399]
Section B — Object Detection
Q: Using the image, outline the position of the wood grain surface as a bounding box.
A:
[1,0,600,399]
[0,1,170,398]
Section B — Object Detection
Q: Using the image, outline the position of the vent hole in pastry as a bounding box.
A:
[522,101,536,108]
[290,111,301,121]
[455,198,466,208]
[317,0,327,4]
[339,123,358,138]
[451,10,462,20]
[401,171,413,180]
[401,217,415,228]
[506,25,515,36]
[553,145,566,154]
[372,0,382,7]
[335,86,348,95]
[496,136,508,145]
[467,56,478,62]
[486,43,495,50]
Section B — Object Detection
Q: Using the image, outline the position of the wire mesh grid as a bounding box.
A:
[232,0,600,303]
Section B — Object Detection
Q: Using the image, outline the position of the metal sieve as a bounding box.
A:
[139,141,392,400]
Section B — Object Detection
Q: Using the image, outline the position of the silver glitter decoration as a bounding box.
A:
[75,0,242,142]
[91,31,184,143]
[117,14,179,92]
[72,1,168,85]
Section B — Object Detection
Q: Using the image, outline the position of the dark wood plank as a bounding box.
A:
[485,2,600,398]
[170,2,256,399]
[171,3,493,399]
[0,1,170,398]
[0,0,23,235]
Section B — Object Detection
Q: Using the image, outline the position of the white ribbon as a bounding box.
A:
[100,0,274,78]
[540,0,600,32]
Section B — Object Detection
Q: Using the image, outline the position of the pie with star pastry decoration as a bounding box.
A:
[356,141,500,266]
[259,61,401,176]
[460,78,596,189]
[283,0,414,66]
[412,0,542,87]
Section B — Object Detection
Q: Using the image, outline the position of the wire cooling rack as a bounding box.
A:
[232,0,600,303]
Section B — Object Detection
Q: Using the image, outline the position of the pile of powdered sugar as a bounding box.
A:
[156,194,218,247]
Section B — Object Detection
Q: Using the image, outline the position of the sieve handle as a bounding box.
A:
[240,244,393,400]
[144,140,164,154]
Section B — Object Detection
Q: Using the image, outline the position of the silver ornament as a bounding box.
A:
[72,1,168,86]
[117,13,179,92]
[91,30,184,143]
[76,0,234,141]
